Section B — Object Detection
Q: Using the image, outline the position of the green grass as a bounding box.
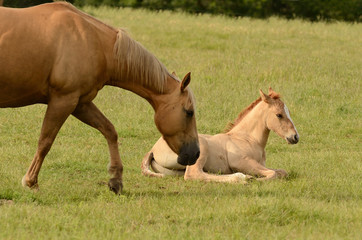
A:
[1,6,361,239]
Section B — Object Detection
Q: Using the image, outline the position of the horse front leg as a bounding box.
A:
[22,93,79,190]
[72,102,123,194]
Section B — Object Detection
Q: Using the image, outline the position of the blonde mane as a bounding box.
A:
[113,29,171,93]
[224,91,281,133]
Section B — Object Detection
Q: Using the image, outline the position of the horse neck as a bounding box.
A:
[109,73,179,111]
[108,29,178,110]
[228,102,270,148]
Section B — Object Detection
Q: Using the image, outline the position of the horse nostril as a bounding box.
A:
[195,150,200,160]
[294,134,299,143]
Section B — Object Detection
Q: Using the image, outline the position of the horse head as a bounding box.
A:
[260,88,299,144]
[154,72,200,166]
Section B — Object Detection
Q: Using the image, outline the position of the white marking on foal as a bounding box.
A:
[284,104,299,135]
[233,172,247,179]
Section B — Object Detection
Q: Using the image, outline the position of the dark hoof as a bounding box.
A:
[108,178,123,194]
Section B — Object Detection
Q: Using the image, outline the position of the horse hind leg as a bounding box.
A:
[22,93,79,190]
[72,102,123,194]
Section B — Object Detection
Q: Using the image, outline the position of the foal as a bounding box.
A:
[142,88,299,183]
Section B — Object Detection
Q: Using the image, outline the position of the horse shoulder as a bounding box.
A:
[43,7,115,95]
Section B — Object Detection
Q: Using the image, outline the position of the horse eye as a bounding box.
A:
[276,114,283,119]
[185,110,194,118]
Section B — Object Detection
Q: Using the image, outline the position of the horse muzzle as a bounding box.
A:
[287,134,299,144]
[177,141,200,166]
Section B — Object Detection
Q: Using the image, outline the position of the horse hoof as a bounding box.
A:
[21,176,39,191]
[108,178,123,195]
[21,175,27,187]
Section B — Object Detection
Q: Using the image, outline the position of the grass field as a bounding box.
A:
[0,5,361,239]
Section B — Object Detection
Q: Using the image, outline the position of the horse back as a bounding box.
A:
[0,2,116,107]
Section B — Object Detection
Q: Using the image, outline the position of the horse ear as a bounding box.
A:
[171,72,178,78]
[259,89,271,103]
[180,72,191,92]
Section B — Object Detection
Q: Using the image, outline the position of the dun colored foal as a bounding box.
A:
[142,88,299,183]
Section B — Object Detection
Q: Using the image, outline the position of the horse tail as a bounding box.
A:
[141,152,165,178]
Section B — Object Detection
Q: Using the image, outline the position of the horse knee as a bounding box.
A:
[108,129,118,143]
[103,123,118,143]
[37,137,54,158]
[108,162,123,175]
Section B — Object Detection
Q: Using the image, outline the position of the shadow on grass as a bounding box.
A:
[121,173,301,199]
[0,171,302,205]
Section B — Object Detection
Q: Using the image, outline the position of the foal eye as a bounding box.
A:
[276,114,283,119]
[185,110,194,117]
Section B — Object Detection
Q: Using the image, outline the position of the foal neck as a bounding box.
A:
[228,101,270,148]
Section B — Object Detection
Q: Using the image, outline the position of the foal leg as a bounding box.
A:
[185,164,250,183]
[237,158,288,180]
[184,139,250,183]
[185,159,251,183]
[72,102,123,194]
[141,152,166,178]
[22,94,79,190]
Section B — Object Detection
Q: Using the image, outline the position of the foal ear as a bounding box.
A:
[259,89,271,103]
[171,72,178,78]
[180,72,191,92]
[268,87,274,95]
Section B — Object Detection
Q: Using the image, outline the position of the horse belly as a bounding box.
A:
[0,52,49,107]
[0,63,49,108]
[0,9,53,107]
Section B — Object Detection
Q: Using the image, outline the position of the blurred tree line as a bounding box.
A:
[2,0,52,7]
[3,0,361,22]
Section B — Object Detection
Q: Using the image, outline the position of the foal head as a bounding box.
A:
[260,88,299,144]
[154,72,200,166]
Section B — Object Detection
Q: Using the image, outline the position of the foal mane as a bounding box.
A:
[113,29,171,93]
[224,91,281,133]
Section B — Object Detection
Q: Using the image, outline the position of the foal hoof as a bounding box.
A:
[108,178,123,195]
[245,175,255,181]
[275,169,288,178]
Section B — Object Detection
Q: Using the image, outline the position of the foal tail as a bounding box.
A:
[141,152,165,178]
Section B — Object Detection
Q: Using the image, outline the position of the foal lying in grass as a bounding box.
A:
[142,88,299,183]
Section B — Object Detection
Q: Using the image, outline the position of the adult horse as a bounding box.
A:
[0,2,200,194]
[142,88,299,182]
